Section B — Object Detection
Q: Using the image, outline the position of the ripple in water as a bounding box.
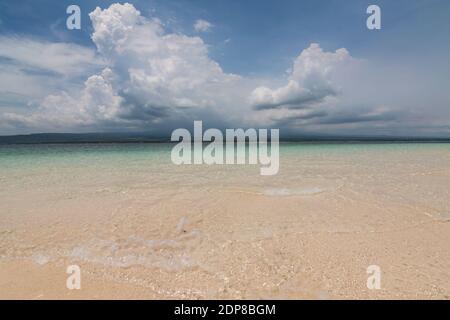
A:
[263,187,324,196]
[437,212,450,222]
[69,230,201,272]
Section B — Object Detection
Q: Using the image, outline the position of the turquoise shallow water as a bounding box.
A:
[1,142,449,169]
[0,143,171,169]
[0,142,449,221]
[2,143,449,204]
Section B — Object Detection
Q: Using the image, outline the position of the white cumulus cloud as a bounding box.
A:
[87,3,241,121]
[250,43,352,110]
[0,3,245,133]
[194,19,213,32]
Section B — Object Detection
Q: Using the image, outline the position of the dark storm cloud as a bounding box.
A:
[271,110,329,127]
[253,88,337,111]
[313,109,402,125]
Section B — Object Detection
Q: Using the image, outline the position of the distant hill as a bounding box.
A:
[0,133,169,144]
[1,132,450,144]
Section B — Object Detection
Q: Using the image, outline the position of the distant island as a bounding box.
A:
[1,132,450,144]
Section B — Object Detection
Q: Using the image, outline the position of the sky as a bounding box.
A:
[0,0,449,137]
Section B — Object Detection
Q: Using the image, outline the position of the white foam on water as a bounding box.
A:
[69,231,200,272]
[176,217,188,233]
[438,212,450,221]
[263,187,323,196]
[32,253,50,265]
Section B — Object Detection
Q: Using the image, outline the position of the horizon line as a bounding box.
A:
[1,132,450,145]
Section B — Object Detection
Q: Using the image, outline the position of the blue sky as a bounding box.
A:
[0,0,449,136]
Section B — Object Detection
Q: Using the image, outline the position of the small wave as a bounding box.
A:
[32,253,51,265]
[69,230,200,272]
[437,212,450,222]
[263,187,323,196]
